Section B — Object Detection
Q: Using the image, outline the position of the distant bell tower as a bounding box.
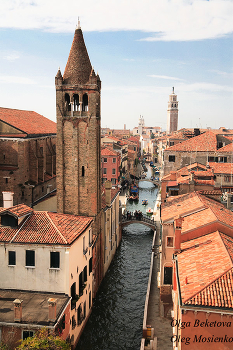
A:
[138,115,144,136]
[167,87,178,134]
[55,21,101,218]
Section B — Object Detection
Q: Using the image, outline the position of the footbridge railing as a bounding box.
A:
[121,213,156,230]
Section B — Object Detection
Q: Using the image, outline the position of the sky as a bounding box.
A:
[0,0,233,131]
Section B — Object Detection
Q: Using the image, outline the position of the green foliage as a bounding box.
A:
[0,343,10,350]
[150,132,155,139]
[17,329,70,350]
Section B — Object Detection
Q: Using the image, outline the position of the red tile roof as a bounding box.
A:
[217,142,233,152]
[162,192,233,232]
[0,107,56,136]
[0,207,92,245]
[101,148,118,156]
[0,204,33,218]
[178,232,233,308]
[165,131,218,152]
[209,162,233,174]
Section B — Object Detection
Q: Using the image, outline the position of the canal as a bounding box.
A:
[76,171,157,350]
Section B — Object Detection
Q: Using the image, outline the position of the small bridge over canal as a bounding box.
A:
[121,213,156,230]
[139,179,159,186]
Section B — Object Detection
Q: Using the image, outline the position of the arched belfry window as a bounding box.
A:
[82,93,88,112]
[65,93,71,112]
[74,94,80,111]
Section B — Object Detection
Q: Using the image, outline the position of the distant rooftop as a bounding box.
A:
[0,107,56,137]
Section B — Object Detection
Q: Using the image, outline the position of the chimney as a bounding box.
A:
[2,191,14,208]
[174,216,184,253]
[105,180,112,207]
[227,193,232,209]
[13,299,23,322]
[48,298,57,322]
[124,124,126,130]
[189,171,195,184]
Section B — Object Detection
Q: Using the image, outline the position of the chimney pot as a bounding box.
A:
[48,298,57,322]
[13,299,23,322]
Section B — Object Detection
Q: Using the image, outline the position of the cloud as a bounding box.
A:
[0,51,20,61]
[148,75,185,81]
[0,75,36,84]
[0,0,232,41]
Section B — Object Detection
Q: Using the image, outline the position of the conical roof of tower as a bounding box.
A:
[63,27,92,85]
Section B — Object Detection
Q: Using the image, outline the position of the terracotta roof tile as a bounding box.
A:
[0,204,33,218]
[178,231,233,306]
[0,208,92,245]
[209,162,233,174]
[101,148,118,156]
[165,131,218,152]
[0,107,56,136]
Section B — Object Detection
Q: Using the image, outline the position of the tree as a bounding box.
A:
[17,329,71,350]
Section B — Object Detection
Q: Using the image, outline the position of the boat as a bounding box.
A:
[146,207,153,215]
[128,195,139,201]
[142,199,148,205]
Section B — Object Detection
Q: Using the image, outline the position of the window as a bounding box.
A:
[26,250,35,267]
[83,301,86,320]
[5,178,8,184]
[8,251,16,265]
[89,291,92,309]
[111,178,116,185]
[82,93,88,111]
[103,168,107,174]
[169,155,175,162]
[72,315,76,329]
[84,265,87,282]
[89,257,93,275]
[113,158,116,163]
[169,141,174,146]
[22,331,34,340]
[164,266,173,285]
[77,304,83,325]
[112,168,116,175]
[82,166,85,177]
[89,229,92,246]
[166,237,173,247]
[104,158,107,163]
[50,252,60,268]
[71,282,76,309]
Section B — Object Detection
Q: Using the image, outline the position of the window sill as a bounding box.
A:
[8,265,16,267]
[25,266,35,269]
[49,267,60,270]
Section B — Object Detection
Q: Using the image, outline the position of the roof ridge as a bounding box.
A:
[10,214,31,243]
[184,266,233,305]
[46,212,68,245]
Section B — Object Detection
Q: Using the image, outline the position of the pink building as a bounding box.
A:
[101,147,121,185]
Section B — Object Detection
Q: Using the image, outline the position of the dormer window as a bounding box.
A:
[1,214,17,227]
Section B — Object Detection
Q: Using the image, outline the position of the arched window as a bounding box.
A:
[82,93,88,112]
[65,93,71,111]
[74,94,80,111]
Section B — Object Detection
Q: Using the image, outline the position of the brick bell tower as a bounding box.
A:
[167,87,178,134]
[55,21,101,219]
